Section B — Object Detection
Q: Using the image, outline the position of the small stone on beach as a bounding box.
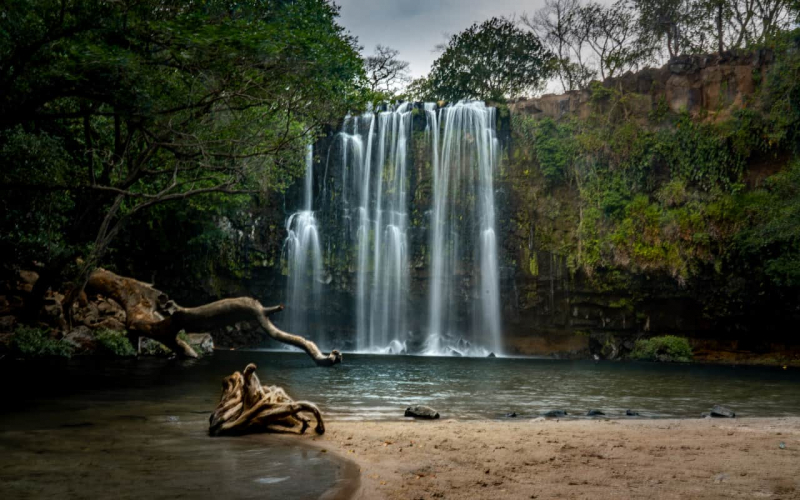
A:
[710,405,735,418]
[405,405,440,419]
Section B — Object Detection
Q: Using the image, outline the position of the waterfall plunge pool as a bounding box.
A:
[5,350,800,422]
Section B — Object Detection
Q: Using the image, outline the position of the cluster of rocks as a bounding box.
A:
[501,405,736,419]
[0,269,213,357]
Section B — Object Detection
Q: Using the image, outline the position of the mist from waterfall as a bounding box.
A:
[284,145,325,347]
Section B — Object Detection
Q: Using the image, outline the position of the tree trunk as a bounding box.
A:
[85,268,342,367]
[717,3,724,54]
[62,195,125,323]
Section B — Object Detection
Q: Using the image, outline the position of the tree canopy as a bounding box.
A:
[364,44,411,98]
[523,0,797,92]
[632,0,796,57]
[0,0,367,298]
[424,17,555,102]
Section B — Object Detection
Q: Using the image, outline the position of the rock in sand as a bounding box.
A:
[404,405,440,419]
[709,405,735,418]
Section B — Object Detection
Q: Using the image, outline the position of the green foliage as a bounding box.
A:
[509,33,800,291]
[112,190,258,288]
[531,118,577,184]
[426,17,554,102]
[0,0,367,285]
[0,126,79,266]
[511,116,579,184]
[736,159,800,287]
[400,77,436,102]
[658,113,745,190]
[631,335,693,362]
[11,325,73,358]
[139,338,173,357]
[648,96,670,123]
[759,29,800,152]
[94,328,136,357]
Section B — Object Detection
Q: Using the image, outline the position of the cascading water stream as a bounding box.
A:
[425,102,502,355]
[340,104,412,352]
[299,101,502,356]
[283,145,325,347]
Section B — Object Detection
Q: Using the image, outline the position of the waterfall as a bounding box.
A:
[425,102,502,355]
[284,145,325,347]
[340,103,412,352]
[312,101,502,356]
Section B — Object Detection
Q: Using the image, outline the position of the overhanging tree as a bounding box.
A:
[0,0,366,363]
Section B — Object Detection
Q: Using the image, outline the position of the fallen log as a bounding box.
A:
[85,268,341,366]
[209,363,324,436]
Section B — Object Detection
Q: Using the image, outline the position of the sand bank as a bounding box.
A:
[289,417,800,499]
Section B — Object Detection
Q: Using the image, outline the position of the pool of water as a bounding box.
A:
[6,350,799,421]
[245,351,800,419]
[2,351,799,497]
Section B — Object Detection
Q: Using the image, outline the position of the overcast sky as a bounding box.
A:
[335,0,549,78]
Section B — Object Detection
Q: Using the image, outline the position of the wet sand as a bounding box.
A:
[298,417,800,499]
[0,403,358,500]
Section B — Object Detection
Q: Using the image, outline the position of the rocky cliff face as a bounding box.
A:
[510,50,775,123]
[498,49,800,361]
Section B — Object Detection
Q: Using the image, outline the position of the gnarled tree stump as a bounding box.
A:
[85,268,341,366]
[209,363,324,436]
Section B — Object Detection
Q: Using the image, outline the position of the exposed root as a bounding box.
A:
[209,363,324,436]
[86,268,341,366]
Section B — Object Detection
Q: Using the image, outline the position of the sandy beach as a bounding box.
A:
[294,417,800,500]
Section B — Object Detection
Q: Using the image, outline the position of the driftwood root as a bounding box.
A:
[209,363,324,436]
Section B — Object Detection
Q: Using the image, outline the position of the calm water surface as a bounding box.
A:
[7,350,797,420]
[245,351,800,419]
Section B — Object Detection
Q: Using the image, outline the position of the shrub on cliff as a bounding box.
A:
[631,335,693,362]
[11,325,73,358]
[94,329,136,357]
